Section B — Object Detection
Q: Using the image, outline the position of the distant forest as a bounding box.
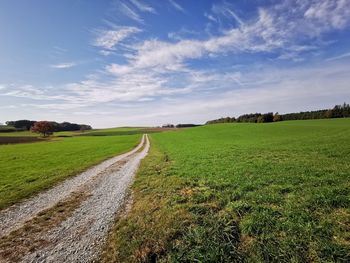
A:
[1,120,92,132]
[206,103,350,124]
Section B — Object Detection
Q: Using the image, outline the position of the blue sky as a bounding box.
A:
[1,0,350,127]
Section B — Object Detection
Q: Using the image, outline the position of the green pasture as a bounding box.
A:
[103,118,350,262]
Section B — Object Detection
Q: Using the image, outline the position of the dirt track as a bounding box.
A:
[0,135,149,263]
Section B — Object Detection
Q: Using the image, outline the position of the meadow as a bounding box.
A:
[102,119,350,262]
[81,127,148,136]
[0,134,141,209]
[0,127,142,137]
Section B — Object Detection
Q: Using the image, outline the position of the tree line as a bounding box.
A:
[3,120,92,132]
[206,103,350,124]
[161,124,202,128]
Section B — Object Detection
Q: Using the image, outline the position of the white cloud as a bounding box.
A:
[50,62,76,69]
[99,50,114,56]
[111,0,350,75]
[62,68,190,105]
[106,64,133,75]
[111,9,281,73]
[94,26,141,50]
[130,39,204,70]
[129,0,156,14]
[304,0,350,30]
[39,0,348,115]
[168,0,185,13]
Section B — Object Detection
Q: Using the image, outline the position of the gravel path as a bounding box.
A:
[0,134,149,263]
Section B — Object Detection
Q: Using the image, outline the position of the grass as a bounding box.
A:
[0,130,38,137]
[102,118,350,262]
[0,134,141,209]
[82,127,145,136]
[0,127,143,137]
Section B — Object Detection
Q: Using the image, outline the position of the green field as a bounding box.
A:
[0,127,142,137]
[82,127,145,136]
[0,134,141,209]
[102,119,350,262]
[0,130,38,137]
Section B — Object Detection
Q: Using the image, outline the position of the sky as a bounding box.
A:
[0,0,350,128]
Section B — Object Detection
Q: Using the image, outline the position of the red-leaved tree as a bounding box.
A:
[30,121,54,137]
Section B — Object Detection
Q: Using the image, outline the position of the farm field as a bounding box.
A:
[0,134,141,209]
[102,119,350,262]
[0,127,147,145]
[0,127,142,137]
[82,127,146,136]
[0,130,39,137]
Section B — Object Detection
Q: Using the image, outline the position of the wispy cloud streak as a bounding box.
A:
[325,52,350,62]
[129,0,156,14]
[120,1,144,23]
[212,2,244,26]
[168,0,185,13]
[50,62,76,69]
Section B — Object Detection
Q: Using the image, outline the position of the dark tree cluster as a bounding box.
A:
[236,113,262,123]
[175,124,201,128]
[6,120,36,130]
[206,117,236,125]
[49,122,92,132]
[280,103,350,121]
[3,119,92,132]
[206,103,350,125]
[162,124,175,128]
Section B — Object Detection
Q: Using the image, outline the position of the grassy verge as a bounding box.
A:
[101,141,192,263]
[0,134,141,209]
[101,119,350,262]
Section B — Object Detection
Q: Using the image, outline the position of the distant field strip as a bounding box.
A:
[102,119,350,262]
[0,127,158,138]
[0,127,143,137]
[0,134,141,209]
